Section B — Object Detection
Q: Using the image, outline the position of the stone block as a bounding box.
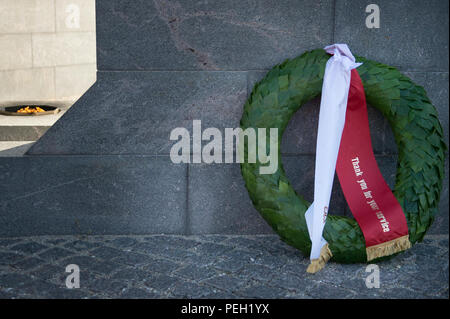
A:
[32,32,96,67]
[0,156,187,236]
[335,0,449,71]
[0,68,55,103]
[56,0,96,32]
[55,64,97,101]
[0,35,32,71]
[0,0,55,33]
[188,163,274,234]
[96,0,334,70]
[27,71,246,155]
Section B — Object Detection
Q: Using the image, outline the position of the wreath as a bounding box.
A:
[240,49,446,263]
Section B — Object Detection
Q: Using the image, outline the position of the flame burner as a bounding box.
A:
[0,105,60,116]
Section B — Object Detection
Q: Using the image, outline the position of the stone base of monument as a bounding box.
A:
[0,0,447,238]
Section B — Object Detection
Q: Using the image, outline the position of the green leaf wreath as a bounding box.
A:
[240,49,447,263]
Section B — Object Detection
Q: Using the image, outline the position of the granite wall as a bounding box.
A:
[0,0,448,236]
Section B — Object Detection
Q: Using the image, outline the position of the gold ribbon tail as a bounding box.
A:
[366,235,411,261]
[306,243,333,274]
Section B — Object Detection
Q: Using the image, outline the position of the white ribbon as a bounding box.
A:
[305,44,362,259]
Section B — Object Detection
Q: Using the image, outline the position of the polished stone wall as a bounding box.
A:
[1,0,448,236]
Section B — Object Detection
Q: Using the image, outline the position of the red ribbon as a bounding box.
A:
[336,69,409,249]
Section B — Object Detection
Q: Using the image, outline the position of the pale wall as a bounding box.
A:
[0,0,96,105]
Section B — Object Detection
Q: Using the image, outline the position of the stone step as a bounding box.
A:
[1,153,446,237]
[0,141,34,156]
[0,126,49,141]
[0,154,343,237]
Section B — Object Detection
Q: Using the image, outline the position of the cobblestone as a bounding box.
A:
[0,234,447,299]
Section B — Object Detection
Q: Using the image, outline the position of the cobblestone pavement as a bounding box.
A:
[0,234,447,299]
